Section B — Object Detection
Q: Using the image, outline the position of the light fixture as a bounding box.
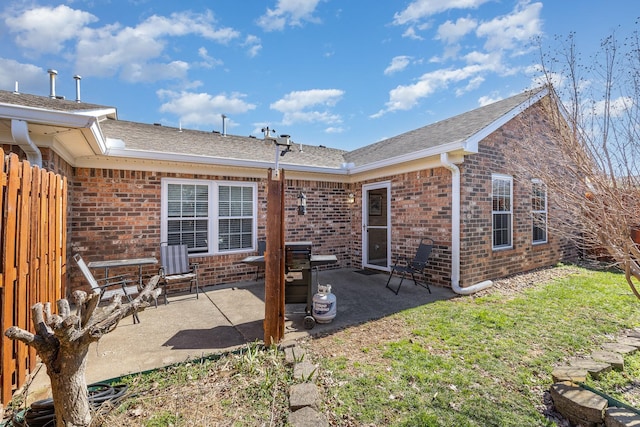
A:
[297,192,307,215]
[347,193,355,204]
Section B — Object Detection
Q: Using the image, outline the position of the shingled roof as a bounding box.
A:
[0,87,546,170]
[0,90,114,113]
[100,119,348,169]
[344,87,545,166]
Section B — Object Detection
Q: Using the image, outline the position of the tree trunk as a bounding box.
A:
[5,275,161,426]
[48,344,91,427]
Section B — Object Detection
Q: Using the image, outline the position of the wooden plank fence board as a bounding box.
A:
[0,152,66,405]
[2,153,21,405]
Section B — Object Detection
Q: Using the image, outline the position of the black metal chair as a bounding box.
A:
[385,238,434,295]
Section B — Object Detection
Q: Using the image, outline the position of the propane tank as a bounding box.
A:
[312,284,337,323]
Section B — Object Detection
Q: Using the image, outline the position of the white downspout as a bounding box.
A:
[440,152,493,295]
[11,119,42,168]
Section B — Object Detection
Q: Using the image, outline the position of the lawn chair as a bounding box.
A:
[73,253,142,323]
[159,243,199,304]
[255,240,266,280]
[385,238,434,295]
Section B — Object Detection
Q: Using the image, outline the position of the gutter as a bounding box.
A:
[11,119,42,168]
[440,152,493,295]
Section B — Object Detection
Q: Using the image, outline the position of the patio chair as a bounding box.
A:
[73,253,142,323]
[255,240,266,280]
[385,238,434,295]
[159,243,199,305]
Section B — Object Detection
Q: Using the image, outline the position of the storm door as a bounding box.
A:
[362,182,391,270]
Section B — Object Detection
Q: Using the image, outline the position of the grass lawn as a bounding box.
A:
[310,264,640,426]
[97,264,640,426]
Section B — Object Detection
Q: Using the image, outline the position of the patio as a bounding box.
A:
[25,268,455,402]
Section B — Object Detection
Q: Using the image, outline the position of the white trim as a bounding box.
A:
[491,173,514,250]
[160,178,258,256]
[441,153,493,294]
[362,181,391,271]
[463,87,548,153]
[0,103,113,127]
[531,178,548,245]
[103,147,349,175]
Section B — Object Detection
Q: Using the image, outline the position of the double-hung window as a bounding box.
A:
[531,179,548,244]
[492,174,513,250]
[161,178,257,255]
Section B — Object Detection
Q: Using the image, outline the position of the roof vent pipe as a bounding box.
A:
[13,81,19,94]
[221,114,227,136]
[74,75,82,103]
[47,69,58,99]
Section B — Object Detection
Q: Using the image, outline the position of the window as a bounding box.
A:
[162,179,257,255]
[492,174,513,249]
[531,179,547,244]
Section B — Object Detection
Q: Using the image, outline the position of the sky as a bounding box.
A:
[0,1,637,151]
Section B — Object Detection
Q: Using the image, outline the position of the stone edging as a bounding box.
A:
[281,341,329,427]
[550,328,640,427]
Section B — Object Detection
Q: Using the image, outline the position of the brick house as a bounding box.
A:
[0,84,576,295]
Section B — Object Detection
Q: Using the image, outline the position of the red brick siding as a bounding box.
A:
[68,169,352,293]
[457,102,577,287]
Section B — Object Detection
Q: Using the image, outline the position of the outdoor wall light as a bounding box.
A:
[297,192,307,215]
[347,193,355,204]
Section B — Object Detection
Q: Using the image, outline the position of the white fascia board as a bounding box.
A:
[348,140,467,175]
[102,147,349,175]
[0,103,108,128]
[75,108,118,120]
[463,87,548,154]
[88,120,108,154]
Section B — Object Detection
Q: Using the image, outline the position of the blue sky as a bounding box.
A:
[0,1,637,151]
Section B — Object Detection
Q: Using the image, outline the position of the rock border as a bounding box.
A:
[550,328,640,427]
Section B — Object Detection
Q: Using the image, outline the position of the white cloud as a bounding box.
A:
[478,94,502,106]
[593,96,633,118]
[4,5,97,56]
[371,64,490,117]
[436,17,477,45]
[0,58,46,93]
[456,76,484,95]
[476,2,542,53]
[384,56,412,75]
[74,10,240,81]
[325,126,345,134]
[257,0,323,32]
[270,88,344,125]
[158,89,256,126]
[402,27,424,40]
[243,35,262,57]
[393,0,491,25]
[197,47,223,69]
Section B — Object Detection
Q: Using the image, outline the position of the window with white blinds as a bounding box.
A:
[492,174,513,250]
[531,179,548,244]
[161,179,257,255]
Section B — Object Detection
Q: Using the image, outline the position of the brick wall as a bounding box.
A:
[457,101,578,287]
[68,168,353,293]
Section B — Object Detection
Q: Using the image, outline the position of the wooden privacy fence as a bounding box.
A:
[0,150,67,405]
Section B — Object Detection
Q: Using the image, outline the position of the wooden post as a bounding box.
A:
[264,168,285,345]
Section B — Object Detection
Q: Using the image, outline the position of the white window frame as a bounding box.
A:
[531,179,548,245]
[161,178,258,256]
[492,174,513,250]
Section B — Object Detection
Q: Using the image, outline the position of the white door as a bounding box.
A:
[362,182,391,270]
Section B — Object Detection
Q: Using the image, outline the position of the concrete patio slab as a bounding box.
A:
[22,268,455,403]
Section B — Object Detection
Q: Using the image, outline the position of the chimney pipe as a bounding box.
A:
[221,114,227,136]
[47,69,58,99]
[74,75,82,103]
